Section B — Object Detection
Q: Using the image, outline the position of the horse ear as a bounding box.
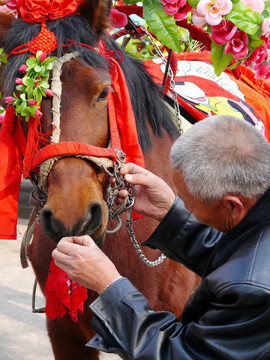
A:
[0,13,15,47]
[78,0,112,36]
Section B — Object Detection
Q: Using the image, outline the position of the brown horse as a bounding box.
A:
[0,3,199,360]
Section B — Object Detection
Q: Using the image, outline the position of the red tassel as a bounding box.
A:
[23,116,54,178]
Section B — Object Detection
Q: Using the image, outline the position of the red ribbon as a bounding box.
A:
[17,0,83,23]
[0,107,26,240]
[44,259,88,322]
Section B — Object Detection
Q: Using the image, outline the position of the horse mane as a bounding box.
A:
[2,15,179,152]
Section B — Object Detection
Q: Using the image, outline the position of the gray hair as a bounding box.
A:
[170,115,270,203]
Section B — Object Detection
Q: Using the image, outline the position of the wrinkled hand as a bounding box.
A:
[119,163,175,222]
[52,236,121,294]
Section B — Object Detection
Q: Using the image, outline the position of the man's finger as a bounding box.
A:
[52,248,70,264]
[120,163,148,176]
[72,235,94,247]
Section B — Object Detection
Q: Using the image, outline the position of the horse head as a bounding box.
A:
[0,2,120,246]
[0,1,178,248]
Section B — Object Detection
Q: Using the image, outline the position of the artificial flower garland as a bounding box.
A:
[5,51,56,121]
[1,0,270,79]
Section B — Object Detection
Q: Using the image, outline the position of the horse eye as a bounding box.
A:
[97,88,109,102]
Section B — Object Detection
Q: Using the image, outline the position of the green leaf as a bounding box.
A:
[43,57,57,67]
[26,57,37,68]
[36,50,43,60]
[16,85,26,92]
[34,65,42,73]
[22,77,35,86]
[124,0,141,4]
[225,2,264,36]
[28,105,40,116]
[186,0,199,9]
[0,48,7,64]
[35,90,42,103]
[39,80,50,89]
[211,40,233,76]
[143,0,181,52]
[20,93,26,101]
[264,1,270,15]
[248,34,264,52]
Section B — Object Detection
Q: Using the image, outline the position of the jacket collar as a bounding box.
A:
[203,187,270,278]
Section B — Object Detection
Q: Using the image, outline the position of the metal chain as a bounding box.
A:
[139,24,183,134]
[126,207,166,267]
[105,163,166,266]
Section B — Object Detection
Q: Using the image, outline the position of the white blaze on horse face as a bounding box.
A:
[99,352,122,360]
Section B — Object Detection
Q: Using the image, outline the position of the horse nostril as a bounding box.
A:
[76,203,103,236]
[41,207,67,241]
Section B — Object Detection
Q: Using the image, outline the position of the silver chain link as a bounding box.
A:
[126,207,166,267]
[105,164,166,266]
[140,24,183,134]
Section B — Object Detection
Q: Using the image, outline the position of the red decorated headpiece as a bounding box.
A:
[17,0,83,23]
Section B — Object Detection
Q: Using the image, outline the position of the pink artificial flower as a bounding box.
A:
[174,2,192,21]
[0,5,12,13]
[19,64,27,73]
[240,0,265,13]
[4,0,17,9]
[39,52,47,62]
[262,18,270,37]
[254,63,270,79]
[15,78,23,85]
[35,109,43,118]
[28,99,37,105]
[211,19,237,45]
[162,0,186,15]
[244,43,268,66]
[196,0,233,26]
[191,8,207,26]
[110,8,128,28]
[0,1,17,14]
[5,96,14,103]
[0,113,4,124]
[224,30,249,59]
[45,89,54,97]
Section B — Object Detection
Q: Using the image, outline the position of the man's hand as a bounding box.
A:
[52,236,121,294]
[119,163,175,222]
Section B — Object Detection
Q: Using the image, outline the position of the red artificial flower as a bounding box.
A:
[35,109,42,118]
[28,99,37,105]
[19,64,27,73]
[161,0,186,15]
[45,89,53,97]
[5,96,14,103]
[244,43,268,66]
[110,8,128,28]
[211,19,237,45]
[254,63,270,79]
[39,51,47,62]
[17,0,83,23]
[224,30,249,59]
[15,77,23,85]
[174,1,192,21]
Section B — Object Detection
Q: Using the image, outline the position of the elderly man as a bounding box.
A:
[53,115,270,359]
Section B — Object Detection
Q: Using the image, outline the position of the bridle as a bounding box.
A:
[30,51,125,194]
[19,44,166,268]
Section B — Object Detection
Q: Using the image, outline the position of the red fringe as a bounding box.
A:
[23,116,54,179]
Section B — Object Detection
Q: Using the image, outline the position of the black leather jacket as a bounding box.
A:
[87,188,270,359]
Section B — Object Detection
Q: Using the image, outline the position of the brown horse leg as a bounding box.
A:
[47,318,99,360]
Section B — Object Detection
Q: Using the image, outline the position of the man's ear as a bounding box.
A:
[223,195,244,221]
